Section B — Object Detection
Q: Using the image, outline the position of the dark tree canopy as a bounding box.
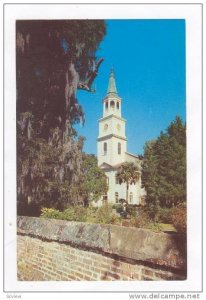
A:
[16,20,106,214]
[142,116,186,209]
[16,20,106,135]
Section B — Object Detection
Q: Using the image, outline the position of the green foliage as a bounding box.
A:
[40,208,61,219]
[17,20,106,214]
[95,204,120,225]
[169,204,187,233]
[126,204,138,217]
[40,204,184,233]
[61,206,87,222]
[116,162,141,203]
[158,207,172,223]
[112,204,123,214]
[142,116,186,210]
[112,203,121,209]
[85,206,99,223]
[79,154,108,202]
[41,206,89,222]
[40,204,120,225]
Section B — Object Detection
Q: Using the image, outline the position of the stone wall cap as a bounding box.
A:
[17,216,186,271]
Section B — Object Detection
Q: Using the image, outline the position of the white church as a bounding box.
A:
[97,69,146,206]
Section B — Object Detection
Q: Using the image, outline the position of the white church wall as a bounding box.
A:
[105,170,141,205]
[110,136,126,165]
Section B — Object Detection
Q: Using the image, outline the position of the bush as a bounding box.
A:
[112,203,123,213]
[41,205,120,225]
[40,203,186,233]
[62,206,87,222]
[158,207,171,223]
[41,207,61,219]
[129,211,151,228]
[170,204,186,233]
[126,204,138,217]
[85,206,98,223]
[125,206,150,228]
[95,204,120,225]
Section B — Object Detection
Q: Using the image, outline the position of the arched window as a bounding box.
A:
[110,101,115,108]
[129,192,133,203]
[103,142,107,155]
[105,101,108,110]
[116,102,119,109]
[115,174,119,184]
[115,192,119,203]
[118,142,121,155]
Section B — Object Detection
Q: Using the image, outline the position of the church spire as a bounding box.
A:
[107,68,118,95]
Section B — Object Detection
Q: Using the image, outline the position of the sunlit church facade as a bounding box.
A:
[97,69,146,205]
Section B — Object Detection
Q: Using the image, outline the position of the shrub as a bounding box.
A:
[158,207,172,223]
[86,206,98,223]
[40,207,61,219]
[62,206,87,222]
[112,203,122,213]
[126,204,138,217]
[60,207,75,221]
[41,205,120,225]
[128,206,151,228]
[170,204,187,233]
[95,204,120,225]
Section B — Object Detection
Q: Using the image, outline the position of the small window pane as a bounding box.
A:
[118,143,121,154]
[104,142,107,155]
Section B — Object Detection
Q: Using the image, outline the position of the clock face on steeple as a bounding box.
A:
[104,124,108,131]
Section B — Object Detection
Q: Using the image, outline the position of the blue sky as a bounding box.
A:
[75,19,186,155]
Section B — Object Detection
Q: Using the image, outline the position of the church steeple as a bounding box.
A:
[98,68,127,167]
[103,68,122,118]
[107,68,118,95]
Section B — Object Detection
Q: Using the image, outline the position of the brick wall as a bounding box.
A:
[17,217,187,281]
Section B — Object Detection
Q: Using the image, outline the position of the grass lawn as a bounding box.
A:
[158,223,177,232]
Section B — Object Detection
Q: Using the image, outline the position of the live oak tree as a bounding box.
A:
[16,20,106,214]
[116,162,140,203]
[142,116,186,211]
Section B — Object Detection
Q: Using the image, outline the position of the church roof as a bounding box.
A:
[107,68,118,96]
[125,152,139,159]
[99,162,113,170]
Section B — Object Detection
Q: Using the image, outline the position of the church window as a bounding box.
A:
[110,100,115,108]
[102,195,108,204]
[103,142,107,155]
[118,142,121,155]
[129,192,133,203]
[105,101,108,110]
[115,192,119,203]
[115,174,119,184]
[117,102,119,109]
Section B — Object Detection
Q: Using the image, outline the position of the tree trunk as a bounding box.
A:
[126,183,129,203]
